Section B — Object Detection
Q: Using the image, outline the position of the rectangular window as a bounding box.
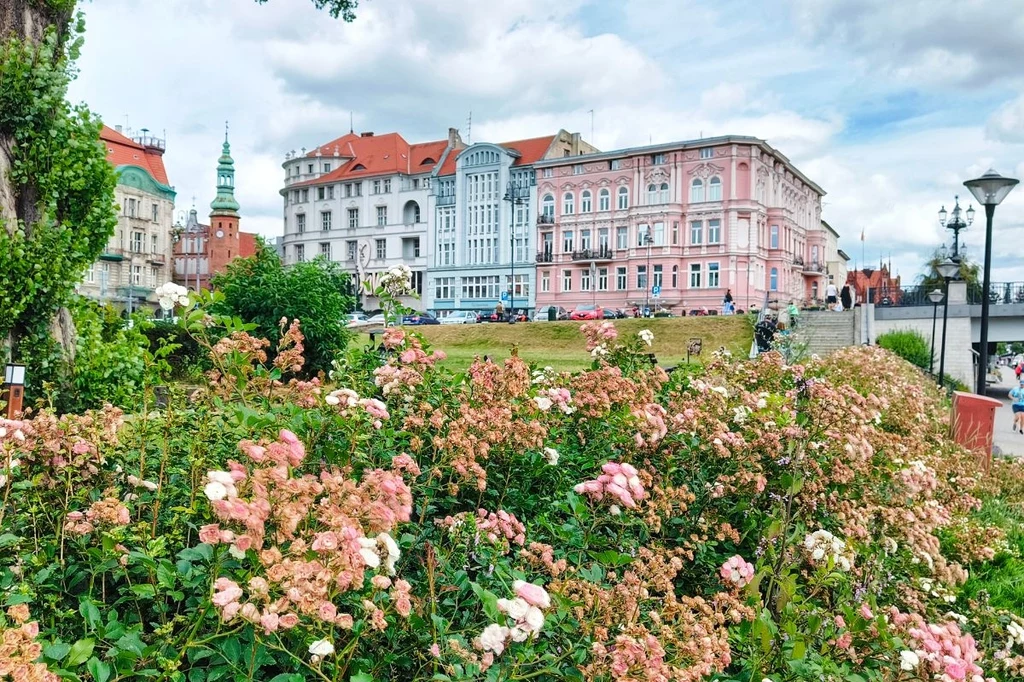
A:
[770,224,779,249]
[320,242,331,258]
[131,265,141,285]
[672,221,679,245]
[616,266,627,290]
[348,208,359,229]
[86,263,95,283]
[373,180,381,194]
[581,268,591,291]
[708,219,721,244]
[543,168,553,178]
[307,164,314,174]
[151,203,159,221]
[598,227,609,251]
[345,183,353,197]
[653,264,663,288]
[354,182,362,196]
[637,266,648,290]
[637,225,649,247]
[573,164,583,175]
[609,159,622,170]
[563,230,574,253]
[700,147,713,159]
[131,231,143,253]
[541,270,550,292]
[616,226,628,250]
[434,277,454,300]
[149,266,157,286]
[301,189,309,202]
[689,263,701,288]
[151,234,158,253]
[598,267,608,291]
[318,187,326,200]
[707,262,720,288]
[651,153,666,165]
[384,179,392,193]
[296,213,306,233]
[377,206,387,226]
[580,229,591,250]
[321,211,332,231]
[690,220,703,245]
[327,185,335,200]
[375,238,386,259]
[653,222,665,246]
[346,240,357,261]
[562,270,572,292]
[296,244,305,262]
[324,163,332,173]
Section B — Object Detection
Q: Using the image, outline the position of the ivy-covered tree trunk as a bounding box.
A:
[0,0,118,397]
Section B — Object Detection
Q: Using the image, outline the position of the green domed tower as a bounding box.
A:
[210,123,240,217]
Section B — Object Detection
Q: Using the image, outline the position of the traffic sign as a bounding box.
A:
[500,291,509,301]
[651,285,661,297]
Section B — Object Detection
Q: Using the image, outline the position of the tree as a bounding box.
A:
[0,0,359,397]
[210,243,356,376]
[916,247,982,300]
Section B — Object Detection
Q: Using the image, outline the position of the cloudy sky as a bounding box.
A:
[69,0,1024,282]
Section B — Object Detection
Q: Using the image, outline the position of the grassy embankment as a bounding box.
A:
[356,316,753,372]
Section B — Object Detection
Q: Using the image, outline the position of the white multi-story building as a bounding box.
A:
[279,128,463,310]
[78,125,176,312]
[425,130,597,318]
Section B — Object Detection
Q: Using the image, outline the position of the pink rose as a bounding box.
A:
[278,613,300,629]
[199,524,221,544]
[513,580,551,609]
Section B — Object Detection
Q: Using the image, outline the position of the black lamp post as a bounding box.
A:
[642,228,654,316]
[503,178,529,323]
[928,288,944,375]
[938,196,974,262]
[964,169,1019,394]
[937,257,960,388]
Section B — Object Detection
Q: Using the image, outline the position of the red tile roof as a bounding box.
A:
[100,125,170,186]
[435,135,557,176]
[293,132,447,187]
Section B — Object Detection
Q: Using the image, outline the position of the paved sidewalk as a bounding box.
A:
[987,367,1023,457]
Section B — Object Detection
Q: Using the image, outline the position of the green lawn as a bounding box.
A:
[355,316,753,372]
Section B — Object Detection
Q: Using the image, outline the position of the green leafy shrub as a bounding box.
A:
[141,319,205,380]
[878,328,932,369]
[210,242,355,376]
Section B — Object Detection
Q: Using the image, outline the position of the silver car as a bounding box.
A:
[440,311,478,325]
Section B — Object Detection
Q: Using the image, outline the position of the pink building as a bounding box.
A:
[532,136,835,314]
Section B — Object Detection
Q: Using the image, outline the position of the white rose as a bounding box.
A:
[533,396,553,411]
[497,597,530,621]
[899,650,920,671]
[309,639,335,657]
[477,623,510,655]
[523,606,545,633]
[204,481,228,501]
[543,447,559,465]
[359,547,381,568]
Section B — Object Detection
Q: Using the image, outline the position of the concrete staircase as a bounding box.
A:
[795,310,856,357]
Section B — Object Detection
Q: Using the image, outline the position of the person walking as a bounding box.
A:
[840,285,852,311]
[787,301,800,328]
[495,300,505,322]
[825,281,839,309]
[1010,379,1024,433]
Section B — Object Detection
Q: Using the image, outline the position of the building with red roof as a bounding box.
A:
[173,129,259,292]
[279,127,465,310]
[77,125,177,313]
[425,130,598,317]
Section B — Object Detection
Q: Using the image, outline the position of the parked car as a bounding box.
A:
[402,311,440,325]
[570,304,603,321]
[365,313,388,325]
[477,310,500,323]
[601,308,619,320]
[534,305,570,321]
[440,311,477,325]
[345,312,368,327]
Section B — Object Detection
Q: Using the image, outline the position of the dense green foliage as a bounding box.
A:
[0,15,119,396]
[877,329,932,370]
[142,320,205,381]
[211,244,355,376]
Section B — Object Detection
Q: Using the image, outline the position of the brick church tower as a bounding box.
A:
[208,125,242,276]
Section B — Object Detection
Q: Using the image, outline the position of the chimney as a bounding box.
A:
[571,132,581,150]
[448,127,459,147]
[361,132,374,137]
[115,124,123,133]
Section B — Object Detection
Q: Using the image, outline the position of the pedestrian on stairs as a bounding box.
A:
[840,285,852,310]
[825,281,838,309]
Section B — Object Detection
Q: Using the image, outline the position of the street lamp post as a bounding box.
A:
[643,228,654,316]
[503,178,528,323]
[964,169,1019,395]
[928,288,944,374]
[937,258,960,388]
[938,196,974,262]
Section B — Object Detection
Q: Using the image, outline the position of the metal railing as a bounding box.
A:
[537,214,555,225]
[793,255,804,266]
[536,251,554,263]
[571,247,613,261]
[801,261,825,273]
[968,282,1024,305]
[436,194,455,206]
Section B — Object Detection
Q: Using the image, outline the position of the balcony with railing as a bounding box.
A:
[148,253,166,265]
[537,214,555,225]
[793,255,805,266]
[536,251,554,263]
[801,261,825,275]
[571,247,613,262]
[436,194,456,207]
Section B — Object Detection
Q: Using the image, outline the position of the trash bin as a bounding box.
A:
[548,307,556,321]
[950,391,1003,472]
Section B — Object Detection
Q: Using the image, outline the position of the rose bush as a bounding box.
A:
[0,311,1022,682]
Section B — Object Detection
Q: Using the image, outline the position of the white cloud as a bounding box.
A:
[986,93,1024,144]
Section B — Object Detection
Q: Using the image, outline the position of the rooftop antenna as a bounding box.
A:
[349,112,353,134]
[588,109,594,144]
[467,110,472,145]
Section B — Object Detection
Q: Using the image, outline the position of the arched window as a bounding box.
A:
[647,184,658,204]
[563,192,575,215]
[659,182,669,203]
[811,245,819,264]
[541,194,555,218]
[598,188,610,211]
[811,281,819,300]
[770,267,778,291]
[672,264,679,288]
[581,190,592,213]
[617,186,629,209]
[691,178,705,203]
[708,176,722,201]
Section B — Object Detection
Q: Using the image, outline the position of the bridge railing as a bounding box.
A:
[870,285,931,307]
[967,282,1024,305]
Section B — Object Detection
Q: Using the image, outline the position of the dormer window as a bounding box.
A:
[651,153,666,165]
[324,163,332,172]
[420,157,436,165]
[352,164,366,171]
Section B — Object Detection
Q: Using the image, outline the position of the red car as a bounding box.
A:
[570,304,603,320]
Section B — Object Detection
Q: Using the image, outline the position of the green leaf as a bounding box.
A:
[129,584,156,599]
[268,675,303,682]
[79,598,102,631]
[67,638,95,667]
[87,656,112,682]
[350,673,375,682]
[43,642,72,662]
[470,582,503,623]
[219,637,241,664]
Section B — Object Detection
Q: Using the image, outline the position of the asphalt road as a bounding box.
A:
[987,366,1023,457]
